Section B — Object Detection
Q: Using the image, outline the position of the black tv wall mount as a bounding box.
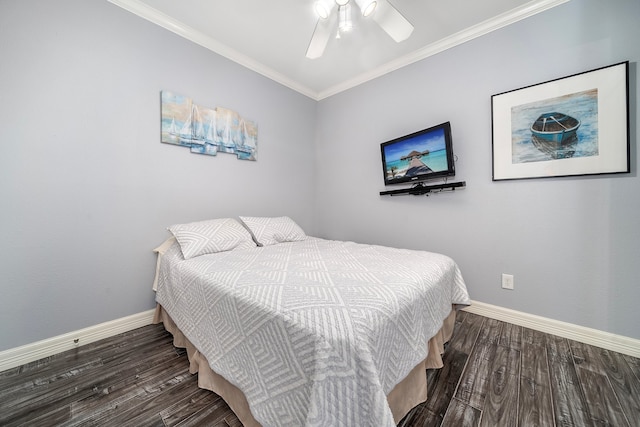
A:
[379,181,466,196]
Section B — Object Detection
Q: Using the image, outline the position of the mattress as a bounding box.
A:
[154,237,470,426]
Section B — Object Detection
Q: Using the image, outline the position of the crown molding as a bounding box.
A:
[316,0,570,99]
[109,0,569,101]
[107,0,318,99]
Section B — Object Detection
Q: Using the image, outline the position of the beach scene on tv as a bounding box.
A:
[383,127,449,182]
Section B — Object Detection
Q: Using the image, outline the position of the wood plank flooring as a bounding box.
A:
[1,310,638,426]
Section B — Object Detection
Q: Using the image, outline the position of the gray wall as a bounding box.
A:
[0,0,317,350]
[1,0,638,352]
[314,0,639,339]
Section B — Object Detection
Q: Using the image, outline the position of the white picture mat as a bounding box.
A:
[492,62,628,180]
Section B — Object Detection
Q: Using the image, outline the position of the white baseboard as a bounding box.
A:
[2,302,638,373]
[0,309,156,373]
[464,300,640,358]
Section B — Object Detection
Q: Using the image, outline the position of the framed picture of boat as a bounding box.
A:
[491,61,629,181]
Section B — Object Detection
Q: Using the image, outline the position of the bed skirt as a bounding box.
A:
[153,304,456,426]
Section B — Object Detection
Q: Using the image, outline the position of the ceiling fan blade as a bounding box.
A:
[306,14,337,59]
[372,0,414,42]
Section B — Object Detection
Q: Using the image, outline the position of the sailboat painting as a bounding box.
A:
[215,107,240,155]
[160,90,258,160]
[190,106,217,156]
[161,91,193,147]
[237,118,258,161]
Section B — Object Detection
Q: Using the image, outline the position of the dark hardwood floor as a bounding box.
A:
[1,310,638,426]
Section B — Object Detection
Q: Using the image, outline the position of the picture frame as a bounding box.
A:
[491,61,629,181]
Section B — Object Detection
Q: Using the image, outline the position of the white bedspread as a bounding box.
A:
[155,237,470,427]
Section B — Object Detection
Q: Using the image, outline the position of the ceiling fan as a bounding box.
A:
[306,0,414,59]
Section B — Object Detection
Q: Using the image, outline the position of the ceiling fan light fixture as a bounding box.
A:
[355,0,377,17]
[338,4,353,32]
[314,0,332,19]
[336,0,350,6]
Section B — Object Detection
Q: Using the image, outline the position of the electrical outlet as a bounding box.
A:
[502,273,514,290]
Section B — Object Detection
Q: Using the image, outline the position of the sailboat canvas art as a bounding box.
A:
[215,107,240,155]
[190,106,217,156]
[161,91,193,147]
[160,90,258,161]
[237,118,258,161]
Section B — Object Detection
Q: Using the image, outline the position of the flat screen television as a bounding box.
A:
[380,121,455,186]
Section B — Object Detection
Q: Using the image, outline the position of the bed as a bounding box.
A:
[152,217,471,427]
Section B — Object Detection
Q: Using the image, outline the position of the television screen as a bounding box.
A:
[380,121,455,186]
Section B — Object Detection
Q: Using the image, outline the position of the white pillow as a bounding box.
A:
[239,216,307,247]
[168,218,255,259]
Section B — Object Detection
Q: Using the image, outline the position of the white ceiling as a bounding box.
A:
[109,0,569,100]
